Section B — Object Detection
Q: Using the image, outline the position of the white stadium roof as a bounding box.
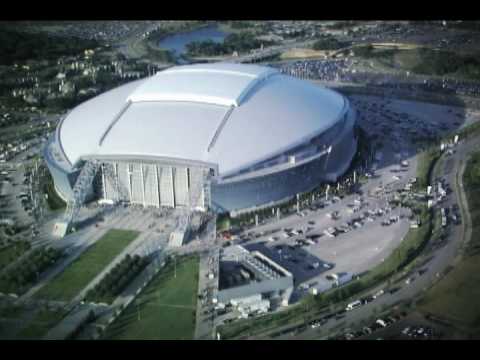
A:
[127,63,278,107]
[59,63,347,176]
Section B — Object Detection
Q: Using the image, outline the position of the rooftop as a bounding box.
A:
[127,63,278,107]
[57,63,347,176]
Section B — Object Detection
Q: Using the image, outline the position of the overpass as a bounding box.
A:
[218,39,316,64]
[231,46,288,63]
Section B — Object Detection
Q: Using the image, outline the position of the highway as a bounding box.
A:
[269,134,479,340]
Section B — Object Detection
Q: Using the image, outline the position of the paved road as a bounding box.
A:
[194,246,219,340]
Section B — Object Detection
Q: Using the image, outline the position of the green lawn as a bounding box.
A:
[43,176,66,210]
[415,149,441,190]
[16,308,67,339]
[418,255,480,330]
[355,46,480,82]
[463,151,480,253]
[35,229,139,301]
[104,255,199,340]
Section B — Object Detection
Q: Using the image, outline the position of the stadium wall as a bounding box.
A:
[210,105,358,212]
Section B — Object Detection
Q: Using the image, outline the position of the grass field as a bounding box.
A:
[43,174,66,210]
[35,229,139,301]
[463,151,480,249]
[104,255,199,340]
[415,149,441,190]
[417,255,480,329]
[16,308,67,339]
[354,46,480,81]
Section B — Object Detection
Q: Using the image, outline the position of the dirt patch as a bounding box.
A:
[280,48,328,60]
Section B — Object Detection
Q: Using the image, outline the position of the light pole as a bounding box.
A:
[174,256,177,279]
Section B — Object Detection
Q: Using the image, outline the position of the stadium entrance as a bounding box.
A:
[53,159,213,239]
[100,161,211,210]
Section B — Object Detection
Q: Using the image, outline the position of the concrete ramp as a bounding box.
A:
[168,231,185,248]
[53,222,69,238]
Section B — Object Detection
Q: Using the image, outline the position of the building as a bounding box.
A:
[44,63,358,215]
[217,245,294,309]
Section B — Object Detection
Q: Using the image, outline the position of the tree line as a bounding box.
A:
[85,254,149,304]
[0,26,100,66]
[0,246,63,294]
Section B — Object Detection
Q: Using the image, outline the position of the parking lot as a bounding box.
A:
[221,90,473,303]
[235,190,411,300]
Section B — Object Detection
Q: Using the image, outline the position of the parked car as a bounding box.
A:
[372,289,384,299]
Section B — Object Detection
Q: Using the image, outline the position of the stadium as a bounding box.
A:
[44,63,359,222]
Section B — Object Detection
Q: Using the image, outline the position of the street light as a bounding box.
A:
[137,299,141,321]
[174,255,177,279]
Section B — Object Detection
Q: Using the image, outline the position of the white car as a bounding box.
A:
[405,277,415,285]
[311,321,321,329]
[346,300,362,311]
[376,319,387,328]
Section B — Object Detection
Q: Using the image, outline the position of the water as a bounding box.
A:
[158,25,228,56]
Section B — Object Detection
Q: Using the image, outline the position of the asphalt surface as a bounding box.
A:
[221,93,429,305]
[271,135,479,340]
